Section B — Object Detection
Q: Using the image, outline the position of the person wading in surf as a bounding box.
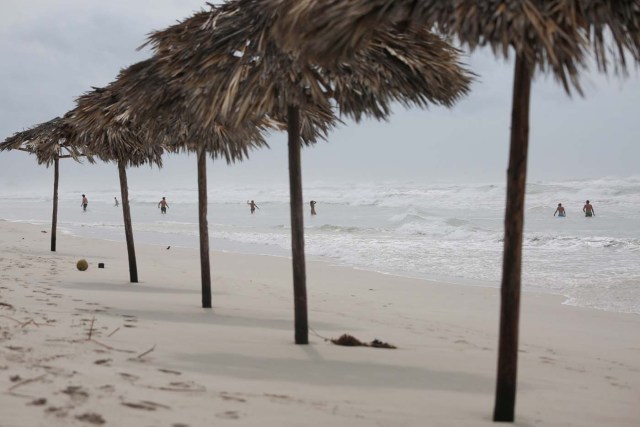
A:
[247,200,259,214]
[583,200,595,217]
[158,197,169,214]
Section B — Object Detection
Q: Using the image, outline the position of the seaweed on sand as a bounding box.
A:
[330,334,396,349]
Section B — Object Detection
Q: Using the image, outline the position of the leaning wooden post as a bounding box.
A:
[197,147,212,308]
[117,160,138,283]
[287,105,308,344]
[50,156,59,252]
[493,54,532,423]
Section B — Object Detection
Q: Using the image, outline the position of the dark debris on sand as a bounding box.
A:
[330,334,396,349]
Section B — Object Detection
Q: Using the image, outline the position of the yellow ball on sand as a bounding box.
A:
[76,259,89,271]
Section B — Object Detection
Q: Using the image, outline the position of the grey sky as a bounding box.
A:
[1,0,638,193]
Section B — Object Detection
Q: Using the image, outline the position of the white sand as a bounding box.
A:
[0,219,638,426]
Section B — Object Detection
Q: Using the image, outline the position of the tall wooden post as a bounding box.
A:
[493,54,532,422]
[287,105,308,344]
[117,161,138,283]
[197,148,212,308]
[50,157,59,252]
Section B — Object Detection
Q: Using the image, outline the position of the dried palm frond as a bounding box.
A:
[69,58,270,167]
[270,0,640,93]
[330,25,473,121]
[579,0,640,73]
[0,117,91,166]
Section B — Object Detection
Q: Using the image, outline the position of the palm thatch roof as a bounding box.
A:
[135,7,338,134]
[270,0,640,93]
[329,25,474,121]
[0,116,91,166]
[122,0,471,128]
[70,88,165,168]
[75,58,273,164]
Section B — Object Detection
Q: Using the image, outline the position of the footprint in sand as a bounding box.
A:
[61,385,89,402]
[155,381,206,392]
[264,393,291,401]
[158,368,182,375]
[539,356,555,364]
[121,400,171,411]
[75,413,106,425]
[215,410,242,420]
[220,392,247,403]
[123,317,138,328]
[45,406,68,418]
[118,372,139,382]
[605,375,632,389]
[28,398,47,406]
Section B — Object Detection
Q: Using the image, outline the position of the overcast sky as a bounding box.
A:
[1,0,638,193]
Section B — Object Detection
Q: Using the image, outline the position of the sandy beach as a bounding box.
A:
[0,219,638,426]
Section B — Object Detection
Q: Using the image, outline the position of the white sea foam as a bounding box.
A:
[1,176,638,314]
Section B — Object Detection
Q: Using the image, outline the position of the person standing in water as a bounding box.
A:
[158,197,169,214]
[247,200,259,214]
[114,197,119,207]
[583,200,595,217]
[310,200,317,215]
[81,194,88,212]
[554,203,566,217]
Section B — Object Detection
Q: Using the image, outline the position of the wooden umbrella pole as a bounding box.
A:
[50,157,59,252]
[287,105,309,344]
[117,161,138,283]
[494,54,532,423]
[197,148,212,308]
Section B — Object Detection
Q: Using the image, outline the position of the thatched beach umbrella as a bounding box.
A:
[70,84,166,285]
[142,18,337,319]
[0,117,91,252]
[268,0,640,421]
[70,58,271,307]
[127,1,472,344]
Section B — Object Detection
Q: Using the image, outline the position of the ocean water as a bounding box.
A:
[1,176,639,314]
